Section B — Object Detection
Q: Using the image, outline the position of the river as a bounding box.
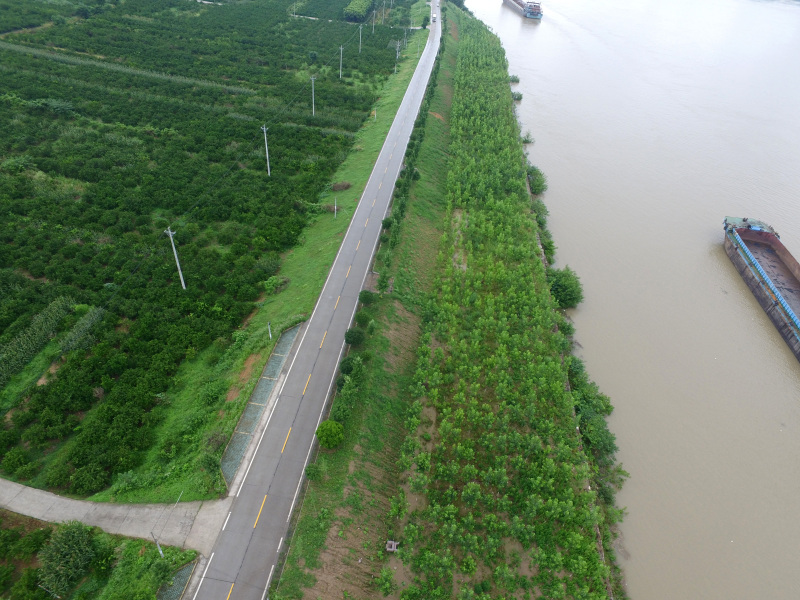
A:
[463,0,800,597]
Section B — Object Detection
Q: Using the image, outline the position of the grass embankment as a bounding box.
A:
[88,25,432,504]
[274,6,627,600]
[0,508,195,600]
[270,10,452,600]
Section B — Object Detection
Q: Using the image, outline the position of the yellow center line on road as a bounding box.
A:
[365,218,369,227]
[384,166,387,173]
[356,240,360,251]
[372,198,376,206]
[303,374,311,395]
[335,296,340,310]
[378,182,382,189]
[282,428,292,453]
[346,265,351,278]
[226,583,235,600]
[253,495,267,528]
[320,330,327,348]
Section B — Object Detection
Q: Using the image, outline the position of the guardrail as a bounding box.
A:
[730,230,800,333]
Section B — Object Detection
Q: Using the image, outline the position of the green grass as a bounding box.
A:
[410,0,432,28]
[86,27,431,504]
[0,339,60,416]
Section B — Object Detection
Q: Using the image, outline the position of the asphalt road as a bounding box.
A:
[193,13,442,600]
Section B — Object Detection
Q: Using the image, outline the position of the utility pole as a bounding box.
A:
[261,125,271,176]
[334,197,337,218]
[268,322,272,339]
[311,75,316,116]
[372,9,376,33]
[404,27,407,48]
[359,24,362,53]
[382,0,386,24]
[37,584,61,599]
[151,532,165,558]
[164,228,186,290]
[339,45,343,79]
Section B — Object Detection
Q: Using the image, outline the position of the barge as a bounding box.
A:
[502,0,543,19]
[723,216,800,361]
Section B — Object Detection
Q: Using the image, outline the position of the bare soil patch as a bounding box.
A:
[383,301,421,370]
[238,353,261,386]
[17,270,48,283]
[36,360,63,386]
[429,111,445,121]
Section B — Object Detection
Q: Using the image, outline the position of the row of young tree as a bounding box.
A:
[0,0,416,495]
[389,11,626,600]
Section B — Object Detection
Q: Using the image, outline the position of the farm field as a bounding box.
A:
[0,0,426,500]
[272,5,626,600]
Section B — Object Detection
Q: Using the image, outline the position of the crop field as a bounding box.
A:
[0,0,420,498]
[387,11,626,599]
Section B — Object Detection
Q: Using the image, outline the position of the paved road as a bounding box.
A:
[193,13,442,600]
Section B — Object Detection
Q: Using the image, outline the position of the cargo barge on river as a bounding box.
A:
[723,216,800,361]
[502,0,543,19]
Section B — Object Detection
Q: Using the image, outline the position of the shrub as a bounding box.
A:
[316,420,344,450]
[358,290,378,305]
[377,568,397,596]
[2,447,28,475]
[70,464,109,495]
[528,165,548,195]
[11,528,52,561]
[38,521,95,596]
[305,463,322,481]
[343,0,373,21]
[0,564,13,592]
[344,327,365,346]
[547,266,584,308]
[339,355,357,375]
[377,271,390,292]
[354,310,371,328]
[264,275,289,295]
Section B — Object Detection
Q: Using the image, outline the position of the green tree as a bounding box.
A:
[344,327,366,346]
[315,420,344,449]
[422,15,430,29]
[547,266,584,308]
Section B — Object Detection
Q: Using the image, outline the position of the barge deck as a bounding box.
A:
[723,216,800,361]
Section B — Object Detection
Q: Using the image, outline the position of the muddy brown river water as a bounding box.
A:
[464,0,800,597]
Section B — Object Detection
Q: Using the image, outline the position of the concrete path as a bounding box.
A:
[0,478,230,555]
